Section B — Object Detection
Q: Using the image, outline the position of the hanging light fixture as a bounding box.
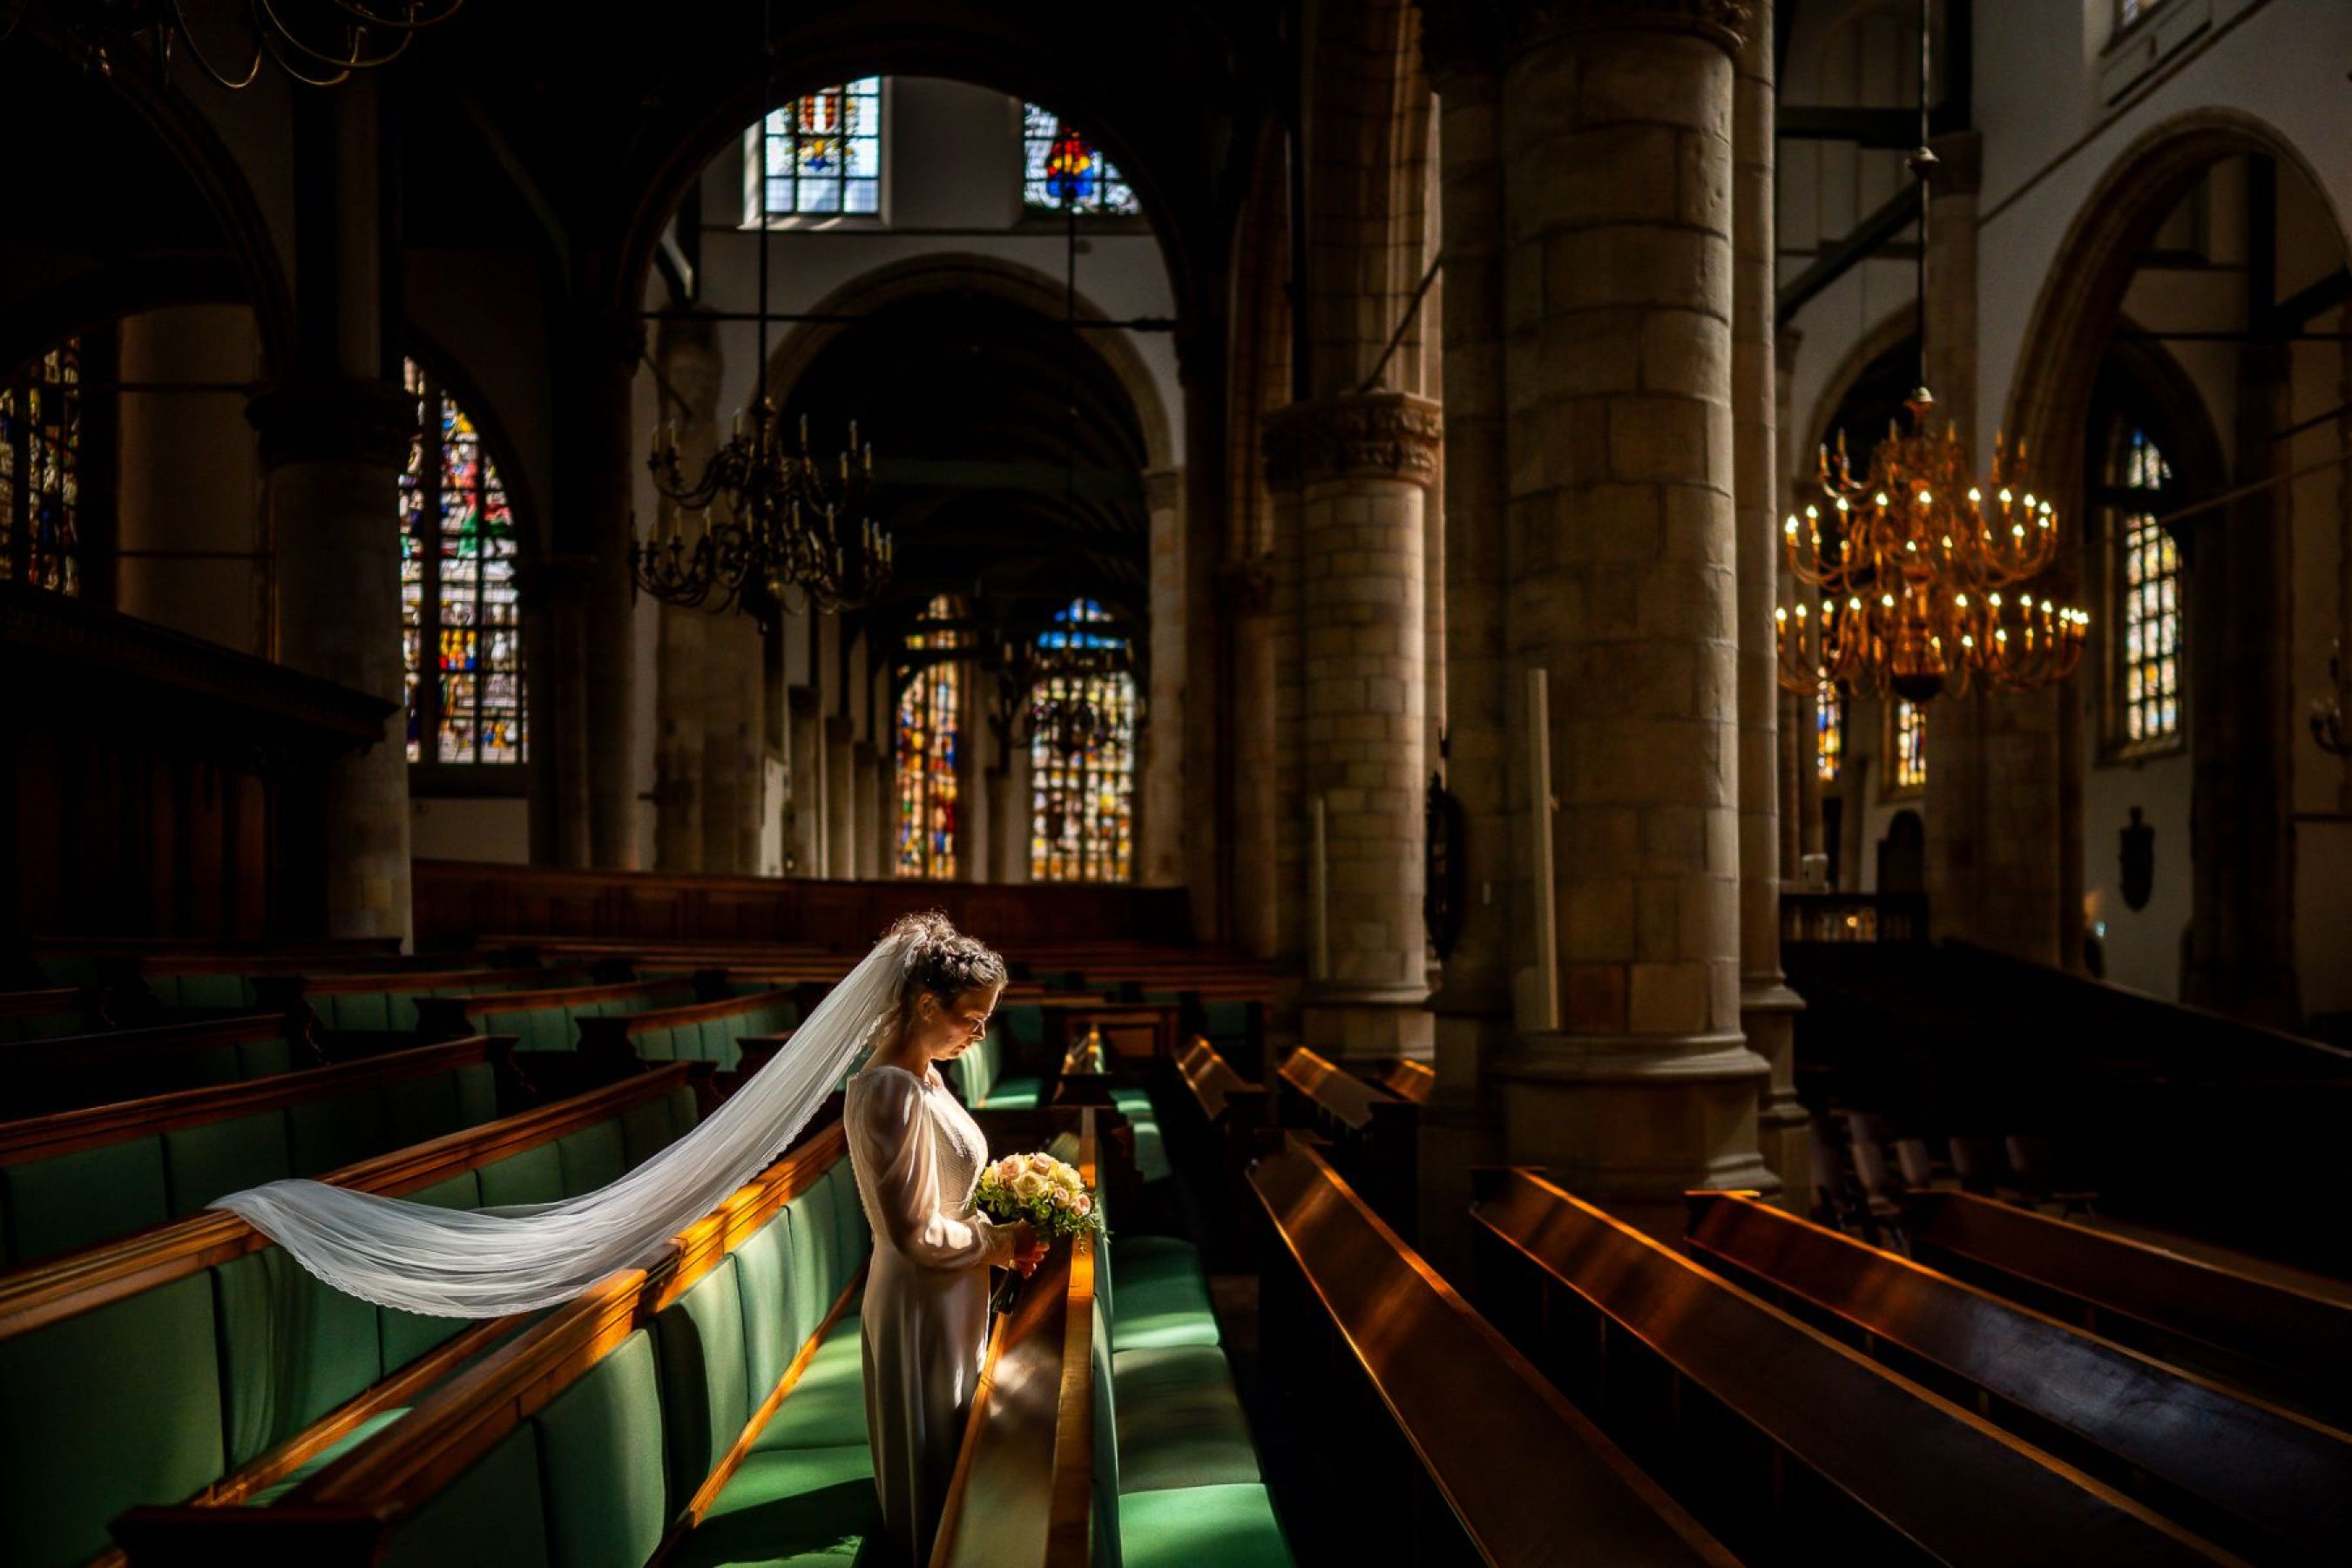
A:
[1775,0,2088,704]
[16,0,466,90]
[631,0,893,619]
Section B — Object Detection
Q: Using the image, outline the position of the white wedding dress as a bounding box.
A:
[843,1063,1014,1565]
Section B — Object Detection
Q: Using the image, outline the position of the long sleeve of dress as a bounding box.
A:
[851,1071,1015,1272]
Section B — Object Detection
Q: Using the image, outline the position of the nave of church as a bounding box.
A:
[3,0,2351,1564]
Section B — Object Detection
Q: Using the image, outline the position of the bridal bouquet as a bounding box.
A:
[976,1151,1106,1242]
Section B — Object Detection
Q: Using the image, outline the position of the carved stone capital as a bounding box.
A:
[1420,0,1751,75]
[246,375,416,471]
[1263,392,1443,490]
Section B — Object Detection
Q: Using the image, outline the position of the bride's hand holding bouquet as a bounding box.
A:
[977,1152,1102,1288]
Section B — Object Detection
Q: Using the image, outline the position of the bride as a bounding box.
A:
[212,909,1046,1566]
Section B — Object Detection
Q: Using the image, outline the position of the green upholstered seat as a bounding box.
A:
[0,1089,704,1568]
[382,1425,551,1568]
[1108,1236,1221,1351]
[750,1308,868,1452]
[1111,1085,1171,1183]
[1118,1483,1291,1568]
[1110,1347,1267,1494]
[534,1329,672,1567]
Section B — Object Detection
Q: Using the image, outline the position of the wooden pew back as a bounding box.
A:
[1907,1187,2352,1427]
[1,1012,305,1116]
[1471,1169,2231,1565]
[1686,1190,2351,1561]
[1273,1047,1416,1234]
[1251,1141,1734,1565]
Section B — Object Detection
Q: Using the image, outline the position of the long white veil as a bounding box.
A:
[209,929,911,1317]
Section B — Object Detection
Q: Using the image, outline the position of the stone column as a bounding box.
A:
[1491,0,1774,1230]
[651,313,719,873]
[701,619,762,875]
[853,740,882,881]
[1423,30,1512,1261]
[250,82,412,943]
[549,304,644,870]
[1265,392,1440,1062]
[1732,0,1807,1191]
[1139,466,1187,887]
[990,747,1032,885]
[825,714,858,879]
[786,684,822,876]
[1225,560,1281,959]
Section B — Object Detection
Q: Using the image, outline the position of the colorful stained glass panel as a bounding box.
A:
[755,79,882,218]
[896,596,963,879]
[1031,599,1136,882]
[1023,104,1138,216]
[0,339,83,597]
[1893,700,1928,794]
[2115,429,2180,745]
[400,357,527,767]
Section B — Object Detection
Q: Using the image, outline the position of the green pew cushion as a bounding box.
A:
[165,1112,294,1220]
[983,1075,1044,1110]
[386,1422,552,1568]
[732,1220,801,1403]
[2,1137,171,1265]
[556,1119,627,1193]
[480,1141,565,1208]
[0,1274,225,1568]
[1109,1237,1221,1351]
[215,1246,385,1465]
[1111,1085,1171,1183]
[752,1304,868,1452]
[670,1443,877,1568]
[1111,1346,1266,1494]
[532,1328,669,1568]
[654,1257,751,1514]
[247,1406,410,1505]
[1118,1482,1290,1568]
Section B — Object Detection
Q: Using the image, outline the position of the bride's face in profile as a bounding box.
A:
[915,983,1003,1062]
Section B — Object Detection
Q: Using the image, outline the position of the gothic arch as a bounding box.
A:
[760,253,1176,473]
[2002,109,2349,506]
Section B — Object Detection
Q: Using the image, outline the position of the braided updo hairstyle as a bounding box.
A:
[882,910,1007,1044]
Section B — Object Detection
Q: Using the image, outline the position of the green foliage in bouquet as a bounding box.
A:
[975,1151,1106,1241]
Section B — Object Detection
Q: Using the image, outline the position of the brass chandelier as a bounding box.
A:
[11,0,468,89]
[1775,393,2088,703]
[635,407,892,616]
[630,0,893,620]
[1774,0,2088,705]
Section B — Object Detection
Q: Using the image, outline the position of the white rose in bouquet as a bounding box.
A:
[1010,1168,1051,1202]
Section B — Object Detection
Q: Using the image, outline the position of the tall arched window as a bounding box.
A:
[896,596,963,879]
[2110,426,2181,747]
[746,78,883,220]
[1,338,84,596]
[1022,105,1139,215]
[1815,686,1844,782]
[401,357,526,767]
[1031,599,1136,882]
[1889,699,1927,795]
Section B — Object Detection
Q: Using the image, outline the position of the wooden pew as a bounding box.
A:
[0,1064,713,1568]
[1904,1186,2352,1429]
[1167,1037,1269,1260]
[1,1012,309,1116]
[0,985,99,1041]
[1273,1046,1416,1236]
[1471,1168,2234,1565]
[1686,1190,2351,1562]
[1250,1139,1734,1565]
[572,986,800,1078]
[1365,1056,1434,1104]
[263,964,584,1038]
[112,1117,862,1568]
[932,1111,1103,1568]
[0,1035,519,1267]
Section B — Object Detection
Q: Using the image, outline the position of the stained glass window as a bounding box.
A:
[1891,700,1927,794]
[401,358,526,766]
[1023,104,1139,216]
[896,596,963,879]
[0,339,83,596]
[1815,687,1843,783]
[748,78,882,219]
[2115,428,2180,745]
[1031,599,1137,882]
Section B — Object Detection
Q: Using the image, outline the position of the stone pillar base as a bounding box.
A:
[1301,990,1434,1062]
[1742,979,1809,1206]
[1496,1031,1780,1240]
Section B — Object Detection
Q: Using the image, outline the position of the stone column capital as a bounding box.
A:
[1263,391,1444,490]
[1420,0,1751,74]
[246,375,415,471]
[1142,465,1184,512]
